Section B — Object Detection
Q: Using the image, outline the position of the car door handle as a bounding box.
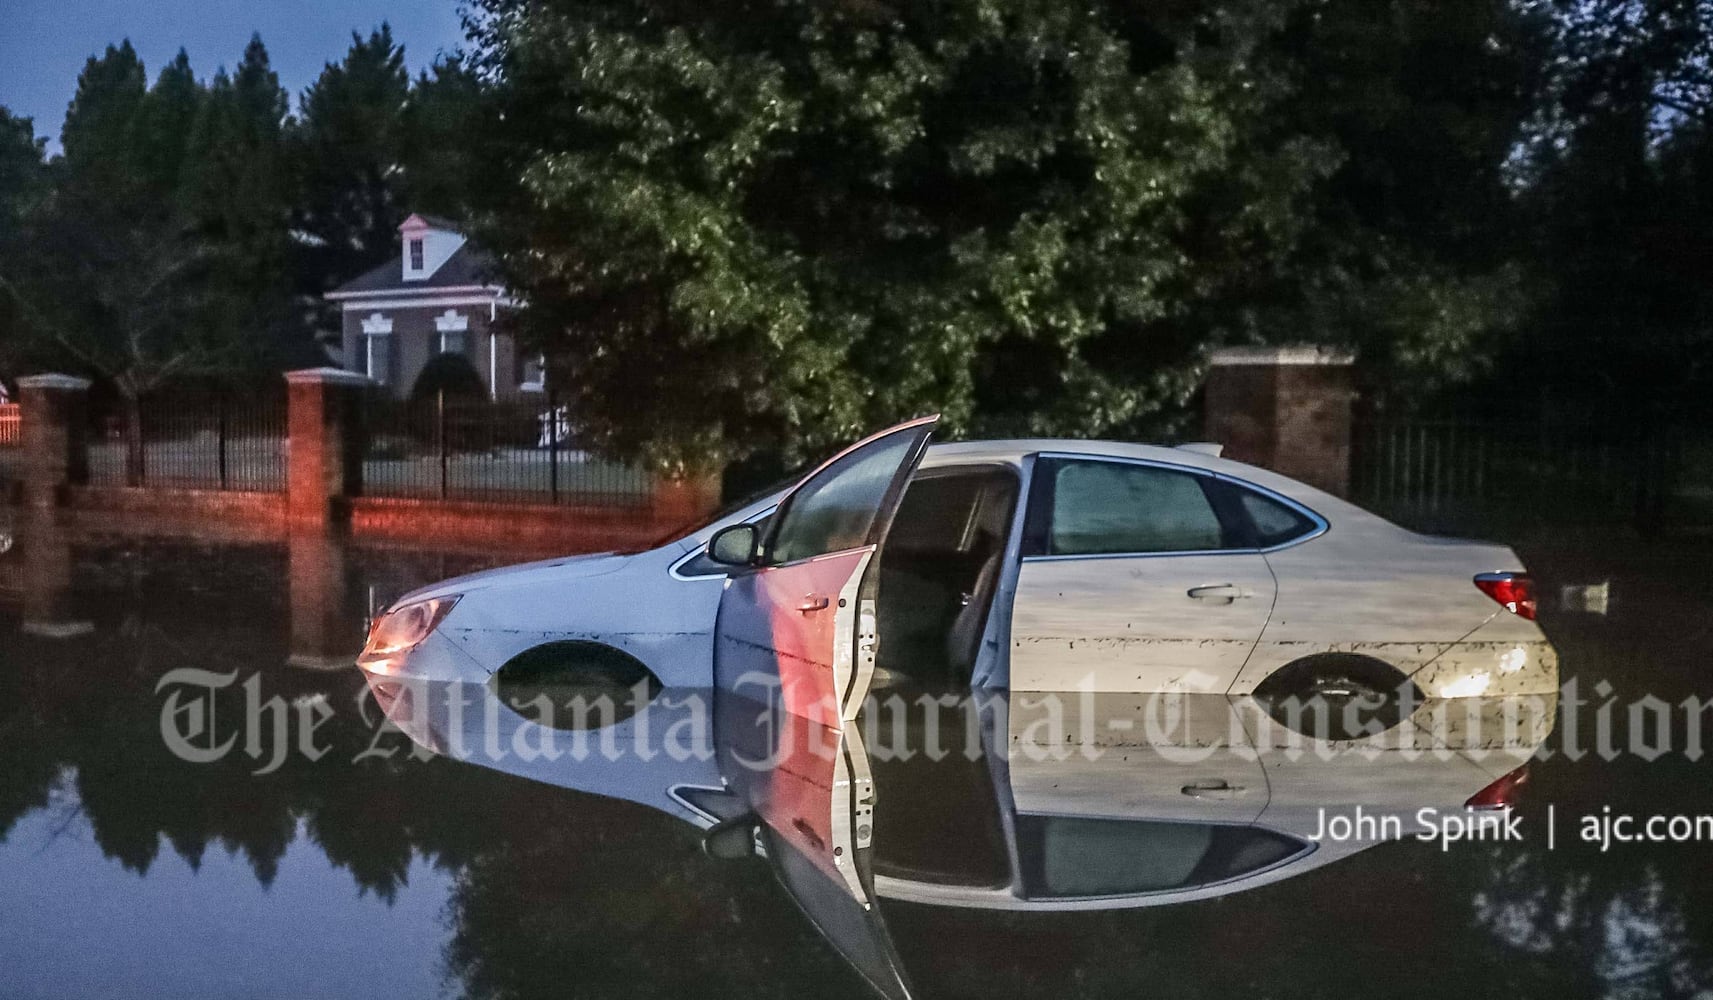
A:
[1182,779,1248,799]
[797,595,831,614]
[1187,584,1248,602]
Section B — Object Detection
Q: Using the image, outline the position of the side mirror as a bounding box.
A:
[706,523,758,567]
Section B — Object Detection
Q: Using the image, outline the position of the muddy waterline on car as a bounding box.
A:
[1,524,1710,999]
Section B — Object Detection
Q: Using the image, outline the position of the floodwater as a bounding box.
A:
[2,514,1712,999]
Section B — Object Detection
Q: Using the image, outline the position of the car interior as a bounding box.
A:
[874,465,1019,686]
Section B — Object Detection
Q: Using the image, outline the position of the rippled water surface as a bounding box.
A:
[2,520,1711,999]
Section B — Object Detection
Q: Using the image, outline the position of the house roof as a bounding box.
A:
[326,243,502,299]
[401,212,460,232]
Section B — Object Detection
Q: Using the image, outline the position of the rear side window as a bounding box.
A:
[1014,817,1307,898]
[1031,459,1234,556]
[1234,487,1319,548]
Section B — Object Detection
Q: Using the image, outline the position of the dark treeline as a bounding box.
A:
[2,1,1711,469]
[0,27,489,477]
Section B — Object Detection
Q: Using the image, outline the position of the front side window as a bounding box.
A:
[408,238,425,271]
[1033,459,1233,556]
[768,433,917,565]
[439,330,467,356]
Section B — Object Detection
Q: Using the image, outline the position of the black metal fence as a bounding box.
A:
[1351,416,1710,534]
[362,390,653,507]
[87,388,287,491]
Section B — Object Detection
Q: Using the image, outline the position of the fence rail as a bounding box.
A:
[363,390,653,507]
[87,389,287,492]
[1351,417,1707,533]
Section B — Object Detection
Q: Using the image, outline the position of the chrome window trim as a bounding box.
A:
[667,506,778,581]
[1018,451,1328,562]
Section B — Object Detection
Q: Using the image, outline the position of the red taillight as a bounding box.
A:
[1465,764,1530,811]
[1475,572,1537,620]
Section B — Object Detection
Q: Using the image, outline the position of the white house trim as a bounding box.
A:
[360,312,393,335]
[339,294,518,312]
[325,284,504,301]
[433,309,469,333]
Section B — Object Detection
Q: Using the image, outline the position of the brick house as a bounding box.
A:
[326,214,542,400]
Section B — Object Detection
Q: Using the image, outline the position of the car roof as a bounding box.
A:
[918,438,1365,521]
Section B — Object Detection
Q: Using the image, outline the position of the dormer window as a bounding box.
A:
[408,238,425,272]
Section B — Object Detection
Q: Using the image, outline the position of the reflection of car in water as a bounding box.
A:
[363,418,1558,708]
[365,670,1554,1000]
[359,416,1566,998]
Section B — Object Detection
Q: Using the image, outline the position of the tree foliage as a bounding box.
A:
[1504,0,1713,413]
[468,0,1556,467]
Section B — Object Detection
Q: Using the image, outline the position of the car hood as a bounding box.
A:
[389,550,636,607]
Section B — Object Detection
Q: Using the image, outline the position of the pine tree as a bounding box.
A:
[289,24,414,302]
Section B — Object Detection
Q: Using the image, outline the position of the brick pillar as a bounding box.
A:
[651,471,723,533]
[17,374,91,510]
[19,507,93,639]
[1205,346,1355,497]
[286,368,370,530]
[287,529,359,669]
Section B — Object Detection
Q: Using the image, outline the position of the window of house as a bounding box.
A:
[519,355,546,391]
[365,335,391,385]
[409,238,425,271]
[359,313,394,386]
[434,308,469,356]
[1029,458,1236,556]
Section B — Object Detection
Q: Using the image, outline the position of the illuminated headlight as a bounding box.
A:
[358,596,461,667]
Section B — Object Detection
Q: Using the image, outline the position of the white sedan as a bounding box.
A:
[360,417,1557,707]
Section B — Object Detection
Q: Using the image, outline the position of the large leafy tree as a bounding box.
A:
[470,0,1342,469]
[1505,0,1713,414]
[469,0,1548,469]
[1237,0,1549,402]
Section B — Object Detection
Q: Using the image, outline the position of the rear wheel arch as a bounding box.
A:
[1252,652,1423,739]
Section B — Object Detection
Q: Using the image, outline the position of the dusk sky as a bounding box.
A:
[0,0,469,149]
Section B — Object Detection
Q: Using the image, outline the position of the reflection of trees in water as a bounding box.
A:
[0,613,489,895]
[440,787,872,1000]
[0,539,874,999]
[1469,761,1713,1000]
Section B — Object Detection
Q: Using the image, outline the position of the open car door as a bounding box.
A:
[713,416,936,1000]
[714,415,937,726]
[716,671,915,1000]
